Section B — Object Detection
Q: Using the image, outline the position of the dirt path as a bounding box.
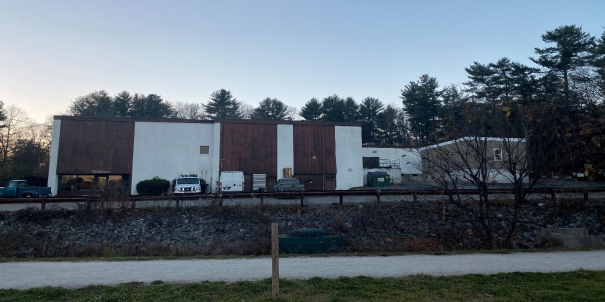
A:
[1,250,604,289]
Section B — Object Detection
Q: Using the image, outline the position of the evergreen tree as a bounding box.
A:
[359,97,383,144]
[113,91,132,117]
[129,94,174,118]
[401,74,443,145]
[592,30,605,101]
[0,101,6,122]
[342,97,360,122]
[376,105,400,145]
[69,90,114,117]
[321,95,345,122]
[204,89,242,119]
[531,25,595,107]
[251,97,290,120]
[300,98,322,121]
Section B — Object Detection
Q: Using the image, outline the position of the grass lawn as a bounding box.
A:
[1,270,604,301]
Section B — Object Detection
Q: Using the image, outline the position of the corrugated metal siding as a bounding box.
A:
[56,120,135,174]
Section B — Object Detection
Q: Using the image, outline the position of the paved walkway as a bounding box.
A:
[1,250,604,289]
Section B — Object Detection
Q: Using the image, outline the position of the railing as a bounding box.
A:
[2,187,605,210]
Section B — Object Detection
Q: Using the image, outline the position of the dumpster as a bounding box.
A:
[367,171,391,187]
[279,228,345,254]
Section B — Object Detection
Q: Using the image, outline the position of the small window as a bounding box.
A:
[200,146,209,154]
[493,148,503,161]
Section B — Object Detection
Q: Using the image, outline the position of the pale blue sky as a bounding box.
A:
[1,0,603,122]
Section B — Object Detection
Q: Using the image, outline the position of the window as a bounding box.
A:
[200,146,209,154]
[363,157,380,168]
[60,175,77,191]
[493,148,503,161]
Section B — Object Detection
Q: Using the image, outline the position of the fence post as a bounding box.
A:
[271,222,279,300]
[300,192,305,207]
[376,190,381,203]
[339,192,343,206]
[41,199,46,211]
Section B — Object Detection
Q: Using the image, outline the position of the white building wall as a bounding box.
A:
[47,119,62,196]
[131,122,216,194]
[211,123,221,192]
[362,147,422,175]
[277,124,294,179]
[335,126,363,189]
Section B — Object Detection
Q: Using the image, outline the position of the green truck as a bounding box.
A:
[0,180,52,198]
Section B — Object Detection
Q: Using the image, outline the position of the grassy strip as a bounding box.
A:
[1,271,604,302]
[1,246,603,263]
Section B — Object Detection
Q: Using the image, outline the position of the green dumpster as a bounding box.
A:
[279,228,345,254]
[367,171,391,187]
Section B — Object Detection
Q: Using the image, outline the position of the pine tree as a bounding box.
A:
[401,74,443,145]
[359,97,383,144]
[129,94,174,118]
[251,97,290,120]
[300,98,322,121]
[343,97,360,122]
[321,95,345,122]
[204,89,242,119]
[531,25,595,107]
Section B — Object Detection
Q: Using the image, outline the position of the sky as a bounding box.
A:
[0,0,604,123]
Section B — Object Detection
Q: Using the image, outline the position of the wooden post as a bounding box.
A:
[85,196,91,210]
[300,192,304,207]
[175,195,180,208]
[41,199,46,211]
[271,223,279,300]
[583,189,589,201]
[376,190,381,203]
[219,195,223,207]
[131,199,136,209]
[339,192,343,206]
[261,195,264,206]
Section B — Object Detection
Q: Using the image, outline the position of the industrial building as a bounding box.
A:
[47,116,363,196]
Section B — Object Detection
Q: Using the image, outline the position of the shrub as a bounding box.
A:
[136,177,170,195]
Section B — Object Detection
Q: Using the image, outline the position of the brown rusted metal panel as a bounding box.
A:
[57,120,135,174]
[293,125,336,175]
[220,122,278,179]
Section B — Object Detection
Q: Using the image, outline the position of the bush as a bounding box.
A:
[136,177,170,195]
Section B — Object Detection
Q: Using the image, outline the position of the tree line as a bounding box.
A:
[1,24,604,183]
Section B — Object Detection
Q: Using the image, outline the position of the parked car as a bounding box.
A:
[0,180,52,198]
[219,171,245,193]
[273,178,304,192]
[173,177,203,194]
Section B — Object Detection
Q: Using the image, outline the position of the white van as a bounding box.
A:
[219,171,245,193]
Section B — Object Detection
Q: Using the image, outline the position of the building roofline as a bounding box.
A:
[418,137,526,151]
[53,116,362,127]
